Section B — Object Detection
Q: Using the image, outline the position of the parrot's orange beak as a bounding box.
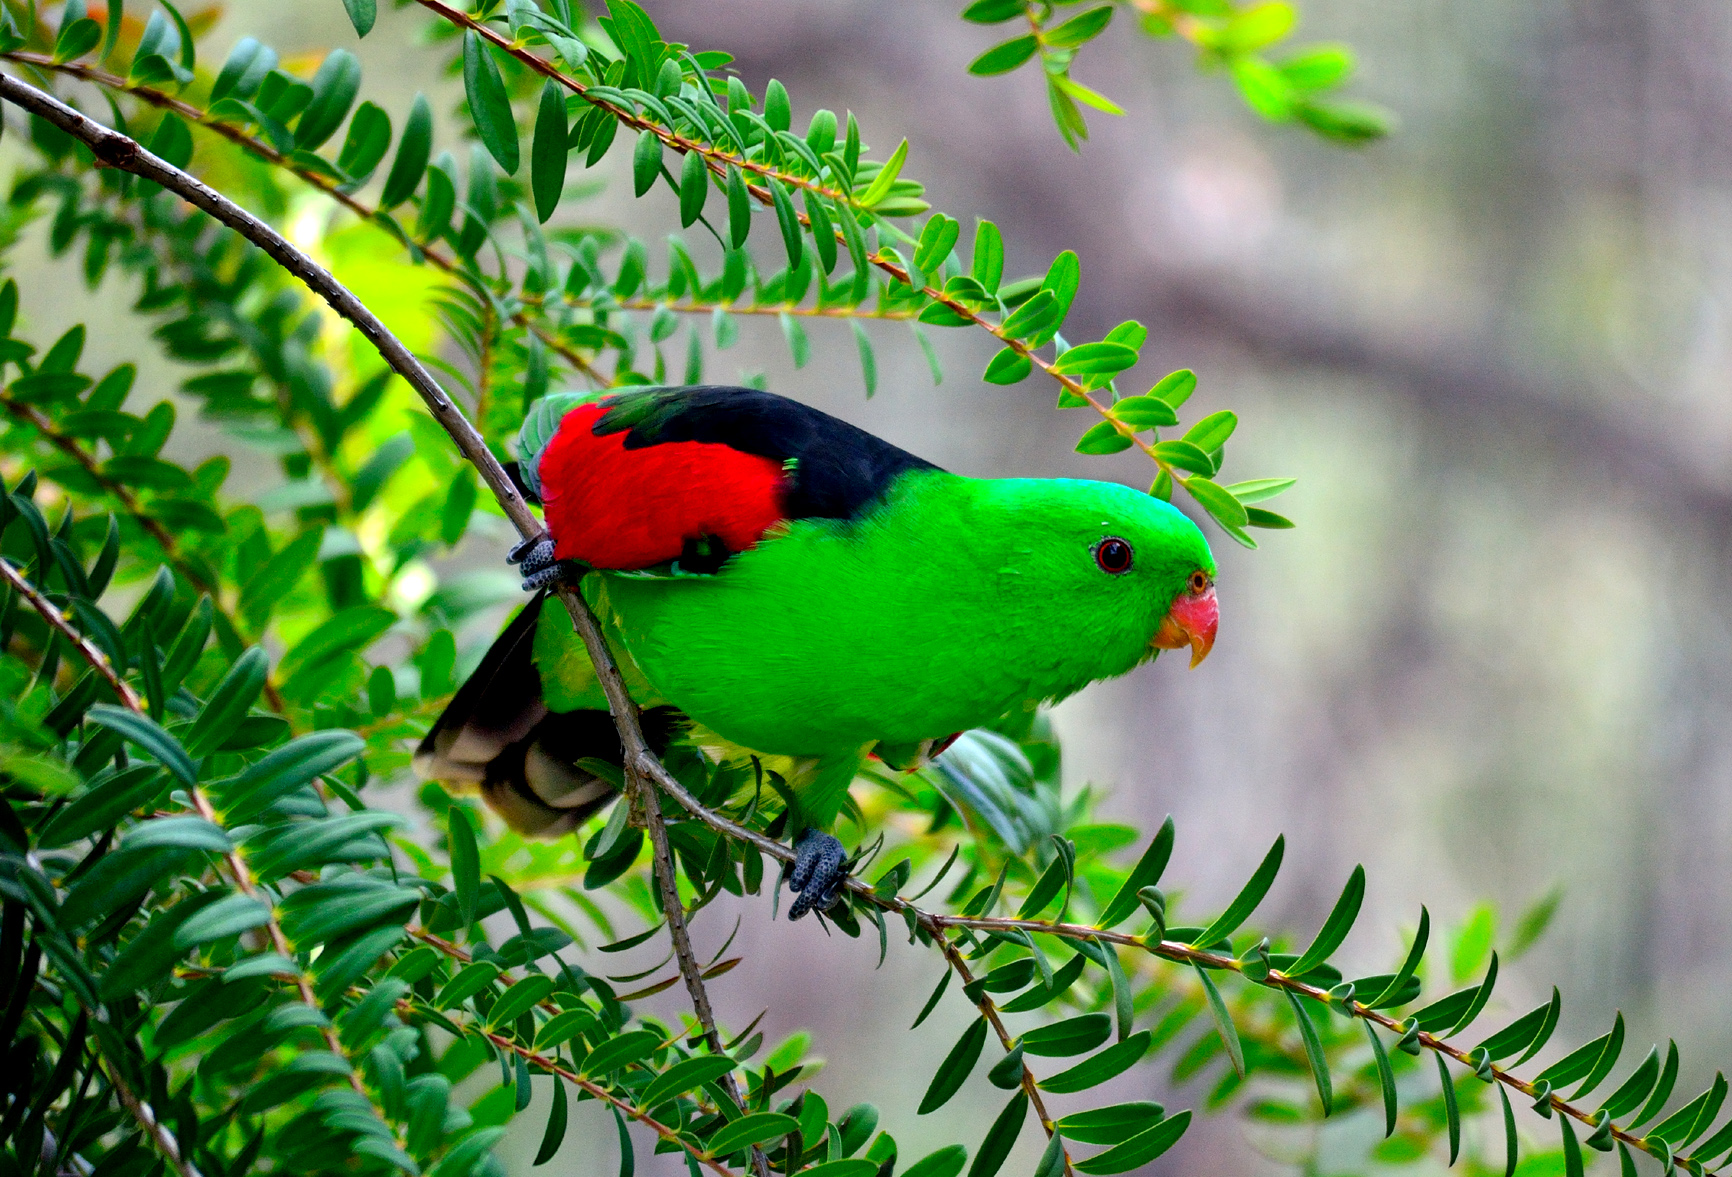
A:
[1153,581,1218,668]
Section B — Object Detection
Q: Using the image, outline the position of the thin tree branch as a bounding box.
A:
[0,556,141,710]
[930,930,1075,1173]
[95,1054,203,1177]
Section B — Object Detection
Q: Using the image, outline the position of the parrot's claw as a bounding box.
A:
[508,536,568,592]
[787,829,848,921]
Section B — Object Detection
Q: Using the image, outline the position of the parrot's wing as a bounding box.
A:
[414,589,684,836]
[525,384,942,571]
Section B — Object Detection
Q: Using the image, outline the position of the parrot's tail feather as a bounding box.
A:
[413,589,683,836]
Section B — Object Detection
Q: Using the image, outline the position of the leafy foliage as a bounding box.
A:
[0,3,1708,1177]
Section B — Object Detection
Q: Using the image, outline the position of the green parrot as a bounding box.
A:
[416,385,1219,917]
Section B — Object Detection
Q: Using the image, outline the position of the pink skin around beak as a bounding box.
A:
[1152,583,1219,668]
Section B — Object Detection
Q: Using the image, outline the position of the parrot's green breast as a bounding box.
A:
[534,468,1214,761]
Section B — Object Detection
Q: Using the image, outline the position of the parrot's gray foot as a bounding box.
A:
[787,829,847,921]
[507,535,570,591]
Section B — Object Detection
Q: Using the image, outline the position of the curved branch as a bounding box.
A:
[0,556,142,710]
[0,66,758,1163]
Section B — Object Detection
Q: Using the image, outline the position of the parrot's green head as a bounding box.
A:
[973,477,1220,676]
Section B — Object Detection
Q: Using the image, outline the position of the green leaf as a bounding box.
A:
[707,1111,799,1157]
[53,17,101,63]
[336,100,391,183]
[1047,6,1114,49]
[1151,368,1197,407]
[1648,1072,1726,1150]
[1038,1030,1151,1094]
[982,346,1033,385]
[341,0,376,36]
[1599,1045,1661,1119]
[487,974,554,1028]
[962,0,1023,22]
[1075,421,1133,455]
[1183,409,1237,452]
[780,312,810,369]
[1225,2,1296,51]
[533,1074,568,1166]
[279,605,395,693]
[173,893,272,948]
[1630,1040,1680,1129]
[640,1056,737,1110]
[631,130,662,196]
[726,167,751,248]
[1073,1110,1190,1174]
[1222,476,1295,503]
[86,704,196,785]
[277,878,418,946]
[1367,907,1428,1007]
[972,220,1004,292]
[680,148,709,228]
[1100,938,1133,1041]
[296,48,362,150]
[1437,1052,1462,1165]
[986,1042,1026,1090]
[1280,45,1352,91]
[37,765,165,848]
[435,961,500,1008]
[449,806,481,929]
[1098,816,1175,929]
[1185,834,1283,948]
[802,1163,878,1177]
[919,1017,989,1114]
[184,646,269,757]
[769,178,801,267]
[1477,988,1562,1064]
[534,1008,597,1051]
[1193,962,1244,1077]
[1363,1020,1396,1137]
[1109,395,1178,429]
[1051,341,1138,377]
[1055,1102,1165,1146]
[968,36,1038,76]
[215,730,364,823]
[911,969,951,1029]
[852,322,876,397]
[1445,952,1498,1035]
[1150,439,1214,475]
[914,214,960,275]
[1498,1082,1518,1176]
[125,815,231,852]
[583,1028,663,1077]
[380,94,433,208]
[1285,864,1364,977]
[858,139,909,209]
[1021,1013,1111,1058]
[531,80,569,223]
[966,1091,1026,1177]
[1284,989,1331,1114]
[901,1146,966,1177]
[463,31,519,173]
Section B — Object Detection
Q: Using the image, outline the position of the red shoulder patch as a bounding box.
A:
[539,402,788,569]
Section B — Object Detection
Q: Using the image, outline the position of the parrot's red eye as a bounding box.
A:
[1094,537,1133,574]
[1188,570,1211,594]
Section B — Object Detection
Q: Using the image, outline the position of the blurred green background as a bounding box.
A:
[12,0,1721,1171]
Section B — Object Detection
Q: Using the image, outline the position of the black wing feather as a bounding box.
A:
[593,385,941,522]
